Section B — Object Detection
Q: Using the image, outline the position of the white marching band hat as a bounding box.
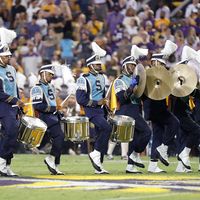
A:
[39,64,55,75]
[151,40,178,64]
[86,42,106,66]
[122,45,148,67]
[178,45,200,64]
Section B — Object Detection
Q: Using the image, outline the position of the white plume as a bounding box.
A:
[161,40,177,56]
[131,45,148,59]
[0,27,17,44]
[181,46,199,62]
[91,42,106,57]
[196,50,200,63]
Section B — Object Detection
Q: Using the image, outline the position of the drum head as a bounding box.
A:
[22,116,47,130]
[63,116,89,123]
[111,115,135,126]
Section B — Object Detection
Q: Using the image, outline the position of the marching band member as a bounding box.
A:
[112,45,151,173]
[30,64,65,175]
[145,40,180,173]
[0,28,25,176]
[174,46,200,172]
[76,42,112,174]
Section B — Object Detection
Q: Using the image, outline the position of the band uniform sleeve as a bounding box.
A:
[31,86,52,112]
[0,78,18,105]
[76,76,98,107]
[114,79,131,105]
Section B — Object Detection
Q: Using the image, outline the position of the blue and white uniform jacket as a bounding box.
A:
[31,81,58,126]
[0,65,19,117]
[76,72,106,118]
[114,73,141,115]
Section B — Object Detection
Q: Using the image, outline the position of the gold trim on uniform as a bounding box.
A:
[6,96,14,103]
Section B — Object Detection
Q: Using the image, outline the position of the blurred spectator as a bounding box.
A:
[21,39,42,76]
[25,14,41,39]
[35,10,48,36]
[26,0,40,22]
[125,0,138,11]
[59,31,74,64]
[47,6,64,43]
[138,4,151,21]
[86,12,104,37]
[73,29,92,61]
[13,12,27,34]
[164,27,174,42]
[94,0,108,22]
[154,10,170,30]
[72,12,87,41]
[123,7,139,36]
[77,0,92,21]
[41,27,57,60]
[9,56,27,89]
[155,0,170,19]
[185,0,200,18]
[41,0,58,18]
[59,0,72,20]
[10,0,26,28]
[174,29,185,61]
[106,3,124,34]
[0,2,10,27]
[33,31,43,55]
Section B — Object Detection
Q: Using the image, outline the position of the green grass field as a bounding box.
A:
[0,154,200,200]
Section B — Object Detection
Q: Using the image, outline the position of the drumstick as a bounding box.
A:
[101,82,113,108]
[12,101,42,107]
[60,93,71,107]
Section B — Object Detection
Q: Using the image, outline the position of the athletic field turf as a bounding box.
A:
[0,154,200,200]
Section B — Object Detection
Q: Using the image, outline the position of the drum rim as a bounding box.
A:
[62,116,89,123]
[21,115,47,130]
[110,115,135,125]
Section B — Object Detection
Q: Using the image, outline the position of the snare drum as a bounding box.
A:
[18,115,47,148]
[62,116,89,142]
[109,115,135,142]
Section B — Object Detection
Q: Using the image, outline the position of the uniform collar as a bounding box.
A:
[39,80,48,85]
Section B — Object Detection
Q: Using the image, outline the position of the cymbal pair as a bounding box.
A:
[144,64,197,100]
[133,63,197,100]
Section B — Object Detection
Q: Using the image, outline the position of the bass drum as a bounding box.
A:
[18,115,47,148]
[109,115,135,142]
[63,116,89,142]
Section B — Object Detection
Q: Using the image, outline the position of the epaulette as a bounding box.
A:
[36,83,42,86]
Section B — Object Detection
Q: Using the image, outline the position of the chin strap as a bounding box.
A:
[124,64,130,76]
[0,57,6,66]
[44,71,47,83]
[90,64,99,75]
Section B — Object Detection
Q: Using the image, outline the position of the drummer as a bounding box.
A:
[0,28,25,176]
[76,42,112,174]
[144,40,180,173]
[112,45,151,173]
[30,64,65,175]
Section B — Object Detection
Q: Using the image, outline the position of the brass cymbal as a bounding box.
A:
[170,64,197,97]
[144,65,173,100]
[134,63,146,98]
